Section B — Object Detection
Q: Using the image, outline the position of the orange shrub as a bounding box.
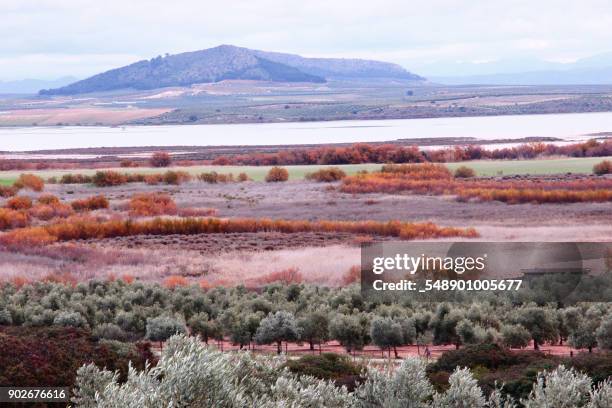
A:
[6,196,32,210]
[150,152,172,167]
[305,167,347,182]
[14,174,44,191]
[381,163,452,179]
[237,172,250,182]
[164,275,189,288]
[129,193,177,216]
[265,167,289,182]
[0,208,30,230]
[38,194,60,205]
[252,267,303,286]
[92,171,127,187]
[593,160,612,175]
[1,217,477,247]
[71,195,109,212]
[0,226,56,247]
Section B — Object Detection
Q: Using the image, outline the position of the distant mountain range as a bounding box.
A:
[428,52,612,85]
[40,45,423,95]
[0,77,77,94]
[432,66,612,85]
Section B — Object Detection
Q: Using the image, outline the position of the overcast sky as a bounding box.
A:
[2,0,612,80]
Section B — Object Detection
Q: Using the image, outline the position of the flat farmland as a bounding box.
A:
[0,156,608,184]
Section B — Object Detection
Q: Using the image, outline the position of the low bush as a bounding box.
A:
[29,202,74,220]
[0,326,154,387]
[285,353,364,391]
[71,195,110,212]
[5,195,32,210]
[198,172,235,183]
[129,193,177,216]
[0,217,478,246]
[251,268,304,286]
[38,194,61,205]
[13,173,44,191]
[454,166,476,178]
[164,275,189,288]
[92,171,127,187]
[0,226,55,246]
[306,167,347,182]
[265,166,289,182]
[59,173,93,184]
[177,207,218,217]
[593,159,612,175]
[150,152,172,167]
[0,208,30,230]
[0,185,18,198]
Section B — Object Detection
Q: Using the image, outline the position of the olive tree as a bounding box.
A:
[515,307,558,350]
[596,315,612,350]
[145,316,187,349]
[329,313,365,354]
[501,324,531,349]
[188,312,221,345]
[370,316,404,359]
[297,310,330,352]
[254,311,300,354]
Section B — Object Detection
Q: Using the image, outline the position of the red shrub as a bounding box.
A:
[129,193,177,216]
[71,195,109,212]
[6,196,32,210]
[252,267,303,286]
[164,275,189,288]
[150,152,172,167]
[593,160,612,175]
[342,265,361,285]
[0,185,18,198]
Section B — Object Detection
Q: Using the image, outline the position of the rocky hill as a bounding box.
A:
[40,45,423,95]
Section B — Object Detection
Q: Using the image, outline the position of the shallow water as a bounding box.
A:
[1,111,611,152]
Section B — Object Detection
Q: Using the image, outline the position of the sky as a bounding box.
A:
[2,0,612,80]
